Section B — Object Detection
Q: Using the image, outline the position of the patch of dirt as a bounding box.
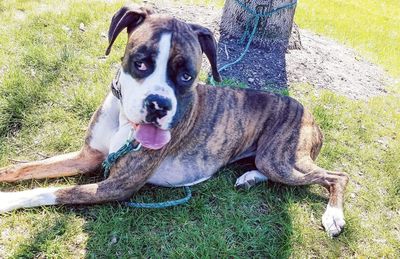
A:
[285,30,396,99]
[149,1,397,99]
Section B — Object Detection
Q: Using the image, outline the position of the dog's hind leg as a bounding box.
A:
[255,154,349,237]
[0,145,105,182]
[254,101,349,236]
[295,158,349,237]
[234,170,268,190]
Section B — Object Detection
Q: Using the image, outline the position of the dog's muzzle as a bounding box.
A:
[110,69,172,150]
[144,94,172,124]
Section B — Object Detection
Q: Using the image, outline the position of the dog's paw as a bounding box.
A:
[235,170,268,190]
[322,205,345,237]
[0,188,59,214]
[0,192,15,214]
[0,166,9,181]
[0,166,18,182]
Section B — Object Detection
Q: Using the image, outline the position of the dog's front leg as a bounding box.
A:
[0,93,122,183]
[0,177,137,213]
[0,145,105,183]
[0,147,163,213]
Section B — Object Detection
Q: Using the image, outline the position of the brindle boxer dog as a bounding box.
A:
[0,5,349,237]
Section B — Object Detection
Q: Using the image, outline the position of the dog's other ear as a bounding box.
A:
[105,5,153,55]
[190,24,222,82]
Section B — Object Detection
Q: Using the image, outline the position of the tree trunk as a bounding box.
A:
[288,22,302,50]
[220,0,298,50]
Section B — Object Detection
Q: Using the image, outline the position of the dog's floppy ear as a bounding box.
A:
[190,24,222,82]
[105,5,153,55]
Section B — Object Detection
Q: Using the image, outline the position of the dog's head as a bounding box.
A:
[106,5,221,149]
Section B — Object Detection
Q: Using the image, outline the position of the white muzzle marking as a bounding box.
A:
[118,33,177,130]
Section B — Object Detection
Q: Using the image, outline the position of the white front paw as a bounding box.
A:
[322,205,345,237]
[0,192,16,213]
[0,188,58,214]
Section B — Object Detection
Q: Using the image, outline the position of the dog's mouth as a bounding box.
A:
[130,122,171,150]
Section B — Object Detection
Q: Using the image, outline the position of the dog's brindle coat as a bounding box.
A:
[0,6,348,237]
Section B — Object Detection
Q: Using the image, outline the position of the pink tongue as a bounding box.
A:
[135,124,171,150]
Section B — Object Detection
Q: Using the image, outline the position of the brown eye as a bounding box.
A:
[134,61,147,71]
[181,73,192,82]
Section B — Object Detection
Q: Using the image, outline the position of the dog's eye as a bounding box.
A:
[134,61,147,71]
[181,73,192,82]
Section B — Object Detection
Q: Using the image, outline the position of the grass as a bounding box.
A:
[0,0,399,257]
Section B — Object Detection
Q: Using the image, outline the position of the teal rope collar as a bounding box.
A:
[102,135,141,178]
[102,128,192,209]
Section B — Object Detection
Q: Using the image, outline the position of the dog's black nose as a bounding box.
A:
[144,94,172,123]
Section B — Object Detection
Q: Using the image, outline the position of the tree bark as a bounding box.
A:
[288,22,302,50]
[220,0,298,50]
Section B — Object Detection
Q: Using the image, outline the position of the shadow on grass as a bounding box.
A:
[51,163,329,258]
[4,168,338,258]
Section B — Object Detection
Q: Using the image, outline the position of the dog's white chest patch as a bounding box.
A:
[89,93,120,154]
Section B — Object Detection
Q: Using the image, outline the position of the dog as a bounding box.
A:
[0,5,348,237]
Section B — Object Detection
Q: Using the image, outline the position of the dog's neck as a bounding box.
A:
[168,85,200,150]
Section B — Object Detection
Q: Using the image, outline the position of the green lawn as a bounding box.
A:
[0,0,399,258]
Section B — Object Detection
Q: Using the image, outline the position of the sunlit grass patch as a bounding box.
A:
[0,209,87,258]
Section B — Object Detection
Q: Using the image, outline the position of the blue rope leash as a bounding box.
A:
[217,15,260,75]
[102,129,192,208]
[210,0,297,85]
[124,186,192,209]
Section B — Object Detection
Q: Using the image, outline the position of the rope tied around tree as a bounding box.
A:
[210,0,297,84]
